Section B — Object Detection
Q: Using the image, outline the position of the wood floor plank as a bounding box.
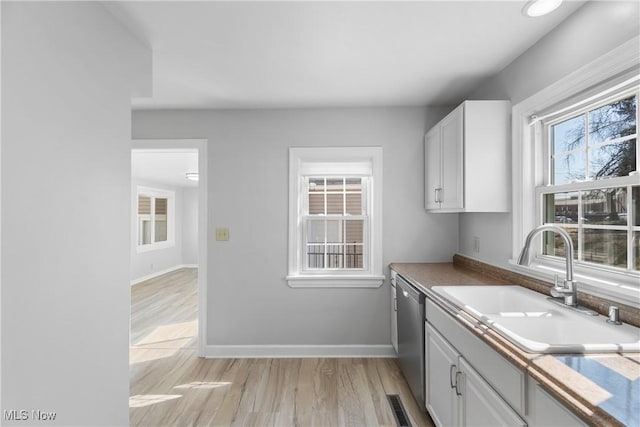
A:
[130,269,434,426]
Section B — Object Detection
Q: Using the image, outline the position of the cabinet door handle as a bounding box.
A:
[393,298,397,312]
[435,188,443,203]
[455,371,463,397]
[449,364,457,389]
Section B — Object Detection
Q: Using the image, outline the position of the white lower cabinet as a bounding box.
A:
[426,323,460,426]
[460,358,526,427]
[425,298,589,427]
[530,382,587,427]
[426,323,525,427]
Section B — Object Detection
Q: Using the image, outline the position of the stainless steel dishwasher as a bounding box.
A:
[396,274,425,407]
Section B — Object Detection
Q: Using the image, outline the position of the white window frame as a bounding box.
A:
[287,147,384,288]
[511,37,640,307]
[136,186,176,253]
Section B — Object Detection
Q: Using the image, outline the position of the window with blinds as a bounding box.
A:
[137,187,175,251]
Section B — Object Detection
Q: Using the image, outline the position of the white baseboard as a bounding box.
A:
[203,344,397,358]
[130,264,199,286]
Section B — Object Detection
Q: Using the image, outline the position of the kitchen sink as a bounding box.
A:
[431,285,640,354]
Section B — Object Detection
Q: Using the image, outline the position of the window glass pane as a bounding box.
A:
[326,244,344,268]
[155,220,167,242]
[346,193,362,215]
[588,96,637,145]
[553,151,585,184]
[138,195,152,245]
[154,198,168,242]
[345,219,364,244]
[346,244,364,269]
[589,140,636,179]
[307,220,325,243]
[327,193,343,214]
[543,227,578,260]
[634,231,640,271]
[326,220,343,243]
[345,178,362,215]
[583,229,627,268]
[308,193,324,215]
[345,178,362,190]
[138,195,151,215]
[582,187,627,225]
[345,218,363,269]
[544,192,578,224]
[552,115,585,154]
[309,178,325,192]
[325,178,343,192]
[634,186,640,227]
[139,219,151,245]
[307,244,324,268]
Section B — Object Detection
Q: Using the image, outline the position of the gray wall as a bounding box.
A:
[182,187,199,266]
[1,2,150,425]
[133,107,458,347]
[459,0,640,269]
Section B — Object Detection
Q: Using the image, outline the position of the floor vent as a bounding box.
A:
[387,394,412,427]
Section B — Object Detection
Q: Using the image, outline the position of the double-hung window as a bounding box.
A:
[513,50,640,305]
[137,186,175,252]
[305,177,367,270]
[538,92,638,272]
[287,147,384,287]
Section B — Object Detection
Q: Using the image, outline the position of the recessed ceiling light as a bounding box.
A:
[522,0,563,17]
[186,172,199,182]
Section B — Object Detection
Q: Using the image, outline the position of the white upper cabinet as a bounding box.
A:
[424,100,510,213]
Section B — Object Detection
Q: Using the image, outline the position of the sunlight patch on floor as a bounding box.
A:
[129,394,182,408]
[174,381,232,390]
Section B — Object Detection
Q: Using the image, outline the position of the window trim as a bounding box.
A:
[136,186,176,253]
[511,36,640,306]
[287,147,384,288]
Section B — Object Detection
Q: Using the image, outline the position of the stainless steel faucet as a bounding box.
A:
[517,224,578,307]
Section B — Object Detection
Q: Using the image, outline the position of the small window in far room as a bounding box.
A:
[137,187,175,252]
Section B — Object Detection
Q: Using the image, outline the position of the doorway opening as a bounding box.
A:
[129,140,208,365]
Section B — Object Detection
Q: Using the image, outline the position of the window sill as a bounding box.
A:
[508,259,640,307]
[286,274,385,288]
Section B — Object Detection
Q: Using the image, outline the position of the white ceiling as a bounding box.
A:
[105,0,585,110]
[132,150,199,188]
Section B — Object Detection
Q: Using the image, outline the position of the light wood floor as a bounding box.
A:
[130,269,434,427]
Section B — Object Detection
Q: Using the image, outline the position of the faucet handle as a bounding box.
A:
[550,274,562,298]
[607,306,622,325]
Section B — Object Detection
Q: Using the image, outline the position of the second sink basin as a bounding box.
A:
[431,285,640,354]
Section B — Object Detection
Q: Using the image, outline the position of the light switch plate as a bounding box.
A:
[216,227,229,241]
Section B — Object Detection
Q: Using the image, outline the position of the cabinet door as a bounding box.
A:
[459,358,526,427]
[533,383,586,427]
[440,104,464,210]
[424,126,441,210]
[426,324,460,427]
